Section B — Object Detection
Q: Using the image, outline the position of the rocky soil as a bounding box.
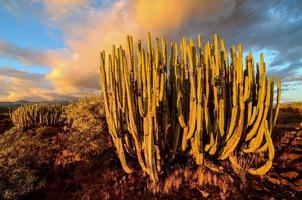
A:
[1,106,301,200]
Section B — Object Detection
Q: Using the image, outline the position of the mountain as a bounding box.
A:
[0,99,75,108]
[0,100,30,107]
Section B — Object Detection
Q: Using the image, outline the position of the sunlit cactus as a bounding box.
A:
[99,33,281,181]
[9,103,64,129]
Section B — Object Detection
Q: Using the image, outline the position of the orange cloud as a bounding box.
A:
[0,68,81,102]
[1,0,236,101]
[44,0,235,97]
[45,0,136,95]
[132,0,235,31]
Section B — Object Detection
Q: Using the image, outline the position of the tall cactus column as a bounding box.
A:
[99,33,281,182]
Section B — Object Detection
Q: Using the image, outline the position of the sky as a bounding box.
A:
[0,0,301,102]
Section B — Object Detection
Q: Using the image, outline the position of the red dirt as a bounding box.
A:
[2,107,302,200]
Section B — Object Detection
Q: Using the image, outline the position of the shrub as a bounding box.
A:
[64,96,105,133]
[0,97,110,198]
[63,96,110,160]
[0,128,50,199]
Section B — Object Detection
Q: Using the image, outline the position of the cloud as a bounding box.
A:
[43,0,236,95]
[1,0,302,102]
[43,0,91,19]
[0,67,44,82]
[129,0,235,32]
[0,67,80,101]
[170,0,302,98]
[0,67,49,101]
[0,40,50,66]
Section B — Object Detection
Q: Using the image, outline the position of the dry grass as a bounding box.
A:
[147,163,235,199]
[163,168,184,194]
[229,154,256,189]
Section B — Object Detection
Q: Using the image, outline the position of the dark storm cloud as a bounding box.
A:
[178,0,302,91]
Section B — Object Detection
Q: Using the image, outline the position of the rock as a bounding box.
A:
[294,179,302,186]
[280,179,290,186]
[281,171,299,179]
[251,184,262,191]
[280,153,302,161]
[75,154,81,162]
[266,177,290,186]
[200,190,210,198]
[63,149,73,157]
[294,162,302,171]
[289,185,302,192]
[267,177,280,185]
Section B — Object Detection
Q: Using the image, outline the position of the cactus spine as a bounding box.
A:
[99,33,281,181]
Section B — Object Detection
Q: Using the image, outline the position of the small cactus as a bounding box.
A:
[9,103,64,129]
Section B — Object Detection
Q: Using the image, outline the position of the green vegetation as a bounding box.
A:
[0,128,49,199]
[0,97,111,199]
[64,97,104,133]
[99,33,281,182]
[63,96,110,159]
[0,106,10,116]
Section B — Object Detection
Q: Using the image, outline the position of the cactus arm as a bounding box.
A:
[248,121,274,175]
[219,81,245,160]
[116,138,133,174]
[186,44,197,139]
[243,123,265,153]
[273,76,281,126]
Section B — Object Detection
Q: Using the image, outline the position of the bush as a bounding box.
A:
[0,128,50,199]
[0,97,110,198]
[64,96,105,133]
[62,96,110,160]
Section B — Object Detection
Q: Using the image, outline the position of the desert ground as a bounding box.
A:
[0,101,301,200]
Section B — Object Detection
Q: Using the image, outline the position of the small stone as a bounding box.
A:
[294,162,302,171]
[75,154,81,161]
[289,184,302,192]
[267,177,291,186]
[281,171,299,179]
[294,179,302,186]
[251,184,262,191]
[280,178,290,186]
[201,190,210,198]
[284,153,302,161]
[267,177,280,185]
[62,149,73,157]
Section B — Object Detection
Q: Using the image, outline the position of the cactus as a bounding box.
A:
[99,33,281,181]
[9,103,64,129]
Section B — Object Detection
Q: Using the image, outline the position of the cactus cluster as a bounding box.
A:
[9,103,64,129]
[99,33,281,182]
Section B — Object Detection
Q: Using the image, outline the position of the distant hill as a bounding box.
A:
[0,99,73,108]
[0,100,30,107]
